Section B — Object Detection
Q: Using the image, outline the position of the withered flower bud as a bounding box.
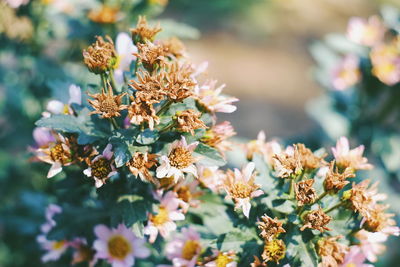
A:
[300,207,332,232]
[128,99,160,130]
[83,36,117,74]
[163,62,197,102]
[257,215,286,242]
[131,16,161,44]
[295,143,327,170]
[294,179,317,206]
[317,236,348,267]
[135,41,166,72]
[129,70,166,104]
[160,37,186,58]
[126,152,158,185]
[87,86,127,118]
[175,109,207,135]
[324,161,355,193]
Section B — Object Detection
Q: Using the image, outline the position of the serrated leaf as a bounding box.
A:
[194,143,226,166]
[135,129,160,145]
[212,229,259,252]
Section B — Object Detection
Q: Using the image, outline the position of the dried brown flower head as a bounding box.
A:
[294,179,317,206]
[83,36,117,74]
[301,207,332,232]
[88,86,127,118]
[128,100,160,130]
[257,215,286,242]
[160,37,186,58]
[317,236,348,267]
[88,5,119,24]
[130,70,166,104]
[126,152,158,184]
[163,62,197,102]
[324,161,355,193]
[346,180,385,219]
[272,149,302,178]
[261,239,286,263]
[135,41,166,72]
[295,143,326,170]
[175,109,207,135]
[131,16,161,43]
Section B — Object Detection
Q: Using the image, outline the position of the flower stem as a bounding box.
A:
[109,70,119,93]
[157,100,173,116]
[159,122,176,134]
[289,179,295,198]
[109,118,119,130]
[100,73,107,90]
[324,202,344,214]
[314,191,328,204]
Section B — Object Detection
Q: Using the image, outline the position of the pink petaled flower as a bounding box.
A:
[37,235,69,263]
[194,80,238,114]
[370,42,400,85]
[331,54,361,90]
[115,32,137,84]
[4,0,29,8]
[340,246,373,267]
[42,84,82,117]
[165,227,202,267]
[32,127,56,148]
[354,229,388,263]
[197,165,224,193]
[40,204,62,234]
[245,131,282,164]
[223,162,263,218]
[35,133,73,178]
[347,16,386,46]
[83,144,118,188]
[202,121,236,155]
[156,136,198,182]
[144,191,185,243]
[173,179,203,213]
[93,224,150,267]
[332,137,373,170]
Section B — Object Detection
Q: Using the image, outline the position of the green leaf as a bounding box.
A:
[286,229,319,267]
[111,198,151,227]
[135,129,160,145]
[253,154,277,192]
[212,229,260,252]
[194,143,226,166]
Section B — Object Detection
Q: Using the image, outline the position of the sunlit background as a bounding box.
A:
[165,0,400,138]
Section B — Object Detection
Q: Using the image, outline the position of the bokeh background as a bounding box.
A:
[1,0,400,266]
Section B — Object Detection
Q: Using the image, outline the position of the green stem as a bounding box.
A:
[324,202,344,214]
[109,70,119,93]
[109,118,119,130]
[314,191,328,204]
[157,100,173,116]
[100,73,108,90]
[289,179,295,198]
[159,122,176,134]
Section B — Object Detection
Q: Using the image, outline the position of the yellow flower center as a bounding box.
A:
[216,254,232,267]
[168,147,194,169]
[230,182,252,199]
[177,186,192,203]
[91,157,112,179]
[52,240,66,250]
[107,235,132,260]
[346,264,356,267]
[151,207,169,226]
[50,143,67,162]
[181,240,200,260]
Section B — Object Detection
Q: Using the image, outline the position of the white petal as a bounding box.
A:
[47,162,62,178]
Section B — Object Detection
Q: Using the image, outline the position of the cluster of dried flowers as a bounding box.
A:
[32,17,398,267]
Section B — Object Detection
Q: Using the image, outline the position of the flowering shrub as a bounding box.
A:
[32,17,399,267]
